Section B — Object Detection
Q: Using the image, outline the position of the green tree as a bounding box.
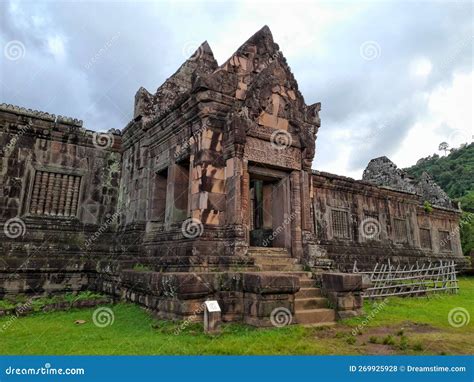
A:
[406,143,474,255]
[439,141,449,156]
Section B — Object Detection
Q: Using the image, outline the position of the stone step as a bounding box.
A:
[294,308,336,325]
[295,297,328,310]
[295,287,322,298]
[256,264,304,272]
[248,247,289,254]
[252,257,299,265]
[250,253,296,259]
[299,278,317,288]
[248,253,290,258]
[243,271,312,278]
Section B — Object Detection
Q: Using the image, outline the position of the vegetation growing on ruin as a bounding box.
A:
[132,264,153,272]
[405,143,474,199]
[406,143,474,255]
[0,292,108,314]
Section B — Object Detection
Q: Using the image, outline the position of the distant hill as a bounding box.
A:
[405,143,474,256]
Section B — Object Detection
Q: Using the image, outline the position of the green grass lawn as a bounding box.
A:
[0,277,472,355]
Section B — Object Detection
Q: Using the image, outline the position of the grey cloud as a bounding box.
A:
[0,0,471,176]
[300,1,472,175]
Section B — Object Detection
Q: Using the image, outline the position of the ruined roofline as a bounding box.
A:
[147,26,275,97]
[0,102,122,138]
[312,169,460,212]
[127,40,218,133]
[213,25,308,106]
[313,170,418,196]
[0,102,83,127]
[127,25,314,135]
[141,40,215,98]
[235,24,274,54]
[311,169,406,188]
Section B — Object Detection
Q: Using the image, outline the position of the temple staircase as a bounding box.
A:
[248,247,336,326]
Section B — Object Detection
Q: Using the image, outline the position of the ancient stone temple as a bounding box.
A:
[0,26,467,326]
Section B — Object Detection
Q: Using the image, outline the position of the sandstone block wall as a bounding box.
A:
[0,104,121,297]
[312,171,467,271]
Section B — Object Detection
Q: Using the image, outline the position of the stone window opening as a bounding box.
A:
[394,218,408,243]
[171,159,191,222]
[438,230,452,252]
[28,170,81,218]
[331,209,350,239]
[419,228,432,249]
[150,168,168,223]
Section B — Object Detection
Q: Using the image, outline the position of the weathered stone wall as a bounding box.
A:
[0,104,121,297]
[93,265,299,326]
[312,171,467,271]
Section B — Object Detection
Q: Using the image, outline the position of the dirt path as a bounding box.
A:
[314,321,442,355]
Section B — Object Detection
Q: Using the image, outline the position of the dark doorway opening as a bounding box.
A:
[249,172,291,249]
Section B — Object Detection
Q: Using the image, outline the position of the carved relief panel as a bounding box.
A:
[244,137,301,170]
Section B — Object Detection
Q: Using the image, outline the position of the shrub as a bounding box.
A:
[369,336,379,344]
[346,336,356,345]
[398,335,409,350]
[413,342,424,351]
[382,335,395,346]
[423,201,433,213]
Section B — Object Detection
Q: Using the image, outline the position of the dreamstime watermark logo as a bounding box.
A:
[3,217,26,239]
[174,302,206,335]
[447,128,473,148]
[92,307,115,328]
[4,40,26,61]
[448,307,470,328]
[352,298,389,336]
[84,32,121,70]
[359,41,381,61]
[181,218,204,239]
[438,214,473,249]
[270,307,293,328]
[438,34,473,74]
[174,119,211,159]
[270,130,292,150]
[92,132,114,150]
[0,300,32,333]
[262,212,297,247]
[84,210,120,249]
[5,363,85,376]
[359,217,381,240]
[0,124,32,157]
[182,41,204,61]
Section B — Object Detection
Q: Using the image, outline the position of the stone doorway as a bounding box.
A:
[248,167,291,249]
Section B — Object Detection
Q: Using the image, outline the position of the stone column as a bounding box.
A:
[225,157,244,226]
[300,170,313,233]
[189,121,225,226]
[290,170,303,259]
[241,159,250,248]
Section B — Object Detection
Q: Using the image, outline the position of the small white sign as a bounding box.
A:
[205,300,221,313]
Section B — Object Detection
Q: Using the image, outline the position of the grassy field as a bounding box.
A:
[0,277,472,355]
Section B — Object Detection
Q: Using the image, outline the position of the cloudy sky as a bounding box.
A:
[0,0,472,178]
